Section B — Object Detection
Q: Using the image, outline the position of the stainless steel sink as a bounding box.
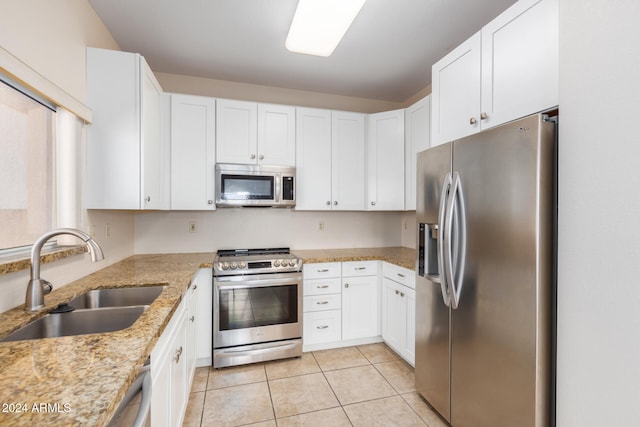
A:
[68,285,166,309]
[1,306,149,342]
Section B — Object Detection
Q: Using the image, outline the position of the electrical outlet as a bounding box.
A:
[318,221,324,231]
[189,221,197,233]
[105,223,111,238]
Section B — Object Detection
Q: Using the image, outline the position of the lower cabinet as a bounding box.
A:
[150,280,199,427]
[381,263,416,366]
[342,261,379,341]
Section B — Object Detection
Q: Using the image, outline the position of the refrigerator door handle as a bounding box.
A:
[444,172,467,309]
[438,172,452,307]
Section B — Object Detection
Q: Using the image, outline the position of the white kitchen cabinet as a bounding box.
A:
[381,263,416,366]
[296,109,366,211]
[367,109,405,210]
[404,95,431,210]
[169,94,216,210]
[186,282,198,384]
[303,262,342,347]
[193,268,213,367]
[216,99,295,166]
[431,0,558,146]
[331,111,366,210]
[86,47,166,210]
[150,294,188,427]
[342,261,379,340]
[258,103,296,166]
[295,108,333,210]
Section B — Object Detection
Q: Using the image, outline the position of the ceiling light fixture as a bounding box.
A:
[286,0,366,57]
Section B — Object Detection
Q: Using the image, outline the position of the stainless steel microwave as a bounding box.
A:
[215,164,295,208]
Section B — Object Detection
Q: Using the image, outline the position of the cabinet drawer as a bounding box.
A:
[304,310,341,345]
[304,278,341,296]
[342,260,378,277]
[304,294,341,313]
[382,262,415,289]
[303,262,341,280]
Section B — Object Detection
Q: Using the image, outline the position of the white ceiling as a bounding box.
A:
[88,0,516,103]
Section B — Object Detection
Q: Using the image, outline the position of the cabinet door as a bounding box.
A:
[141,58,164,209]
[258,103,295,166]
[404,286,416,366]
[186,284,198,383]
[304,310,341,345]
[342,276,379,340]
[170,94,216,210]
[381,278,404,351]
[367,109,405,210]
[481,0,559,129]
[216,99,257,164]
[295,108,332,210]
[194,269,213,366]
[431,32,481,146]
[405,95,431,210]
[170,316,188,427]
[332,111,366,210]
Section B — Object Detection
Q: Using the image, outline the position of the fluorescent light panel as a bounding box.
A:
[286,0,366,57]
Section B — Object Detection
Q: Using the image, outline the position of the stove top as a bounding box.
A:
[213,247,302,276]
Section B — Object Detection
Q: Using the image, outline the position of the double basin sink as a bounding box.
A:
[1,285,166,342]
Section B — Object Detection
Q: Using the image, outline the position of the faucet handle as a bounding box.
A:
[41,279,52,295]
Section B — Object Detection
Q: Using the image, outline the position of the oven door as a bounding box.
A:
[213,272,302,349]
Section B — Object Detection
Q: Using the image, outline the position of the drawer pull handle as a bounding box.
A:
[355,267,366,270]
[397,273,405,278]
[395,290,400,295]
[317,301,329,305]
[317,285,329,289]
[317,325,329,329]
[317,269,329,273]
[400,292,405,297]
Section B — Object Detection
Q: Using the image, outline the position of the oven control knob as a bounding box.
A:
[273,260,281,267]
[221,262,230,270]
[239,262,246,269]
[286,260,294,267]
[230,262,238,269]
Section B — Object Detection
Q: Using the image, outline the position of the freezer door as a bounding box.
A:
[415,143,452,422]
[450,114,554,427]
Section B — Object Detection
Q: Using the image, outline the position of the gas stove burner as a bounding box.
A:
[213,247,302,276]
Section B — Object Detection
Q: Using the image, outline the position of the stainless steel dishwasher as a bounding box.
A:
[108,359,152,427]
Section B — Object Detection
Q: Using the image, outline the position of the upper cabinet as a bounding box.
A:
[169,93,216,210]
[216,99,295,166]
[405,95,431,211]
[296,108,366,211]
[367,109,405,210]
[86,47,166,210]
[431,0,559,146]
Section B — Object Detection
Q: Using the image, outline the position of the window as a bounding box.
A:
[0,78,55,251]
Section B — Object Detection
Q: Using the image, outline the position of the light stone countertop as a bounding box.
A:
[0,253,213,427]
[293,246,416,270]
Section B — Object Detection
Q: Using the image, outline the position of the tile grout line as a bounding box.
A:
[311,350,355,427]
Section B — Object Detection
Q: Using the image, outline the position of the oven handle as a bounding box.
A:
[216,342,299,358]
[215,276,301,289]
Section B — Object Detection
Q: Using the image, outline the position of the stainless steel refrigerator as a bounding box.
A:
[415,113,556,427]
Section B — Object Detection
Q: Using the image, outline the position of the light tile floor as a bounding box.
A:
[183,343,448,427]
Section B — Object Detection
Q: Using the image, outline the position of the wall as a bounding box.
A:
[0,0,136,311]
[156,72,408,114]
[134,210,403,254]
[557,0,640,425]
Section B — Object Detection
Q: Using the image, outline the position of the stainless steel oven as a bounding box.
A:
[213,248,302,368]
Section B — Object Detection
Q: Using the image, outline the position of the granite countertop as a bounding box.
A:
[0,253,213,427]
[293,246,416,270]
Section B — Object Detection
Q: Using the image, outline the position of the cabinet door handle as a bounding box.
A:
[344,283,349,288]
[208,200,213,205]
[397,273,405,278]
[317,301,329,305]
[480,112,488,120]
[173,346,183,363]
[326,201,331,206]
[395,290,399,295]
[317,325,329,329]
[371,201,376,206]
[334,201,338,205]
[469,117,477,125]
[317,284,329,289]
[250,153,256,159]
[259,154,264,160]
[145,196,151,203]
[400,292,405,297]
[193,284,198,290]
[190,315,195,322]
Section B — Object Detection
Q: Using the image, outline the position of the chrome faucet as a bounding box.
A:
[25,228,105,312]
